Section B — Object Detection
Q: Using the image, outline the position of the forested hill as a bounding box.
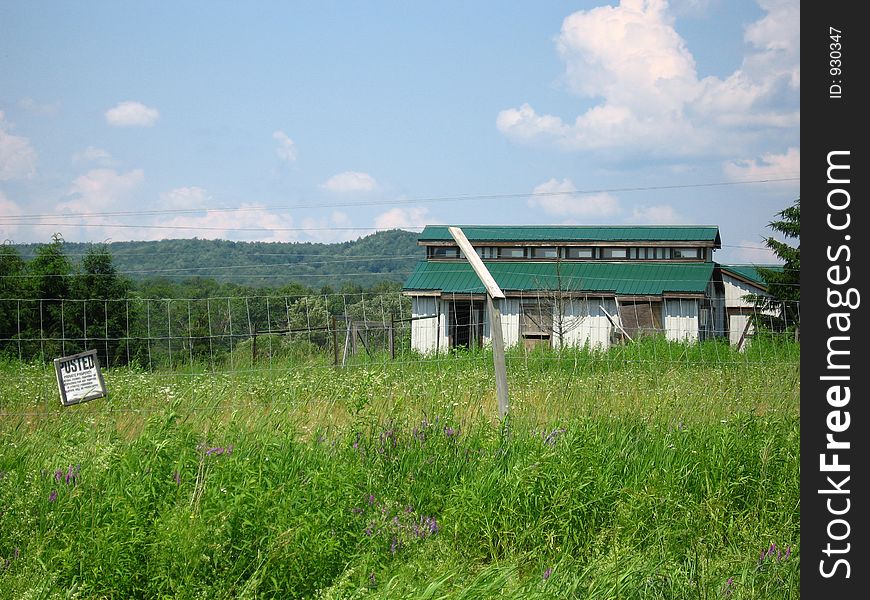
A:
[15,229,422,289]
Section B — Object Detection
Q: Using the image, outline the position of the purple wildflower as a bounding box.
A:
[13,548,19,560]
[173,471,181,486]
[444,426,455,437]
[390,537,399,554]
[48,489,58,502]
[364,525,374,536]
[65,465,77,486]
[543,567,553,580]
[54,469,63,483]
[367,494,375,505]
[543,428,566,446]
[723,576,734,596]
[351,507,363,515]
[784,546,791,560]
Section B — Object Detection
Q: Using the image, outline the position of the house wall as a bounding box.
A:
[664,298,699,342]
[722,274,772,347]
[723,274,761,308]
[482,298,520,349]
[558,297,618,349]
[410,296,448,354]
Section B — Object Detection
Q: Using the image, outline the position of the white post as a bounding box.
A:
[448,227,509,419]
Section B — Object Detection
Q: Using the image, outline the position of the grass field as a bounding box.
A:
[0,337,799,599]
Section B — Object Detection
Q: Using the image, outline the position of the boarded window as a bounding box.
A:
[618,300,662,339]
[521,301,553,350]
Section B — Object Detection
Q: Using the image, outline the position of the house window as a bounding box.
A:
[643,247,671,259]
[476,247,498,259]
[429,246,459,259]
[530,247,558,259]
[672,247,701,259]
[498,247,526,259]
[564,247,593,259]
[601,247,627,259]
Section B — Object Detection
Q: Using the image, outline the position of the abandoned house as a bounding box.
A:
[401,225,775,353]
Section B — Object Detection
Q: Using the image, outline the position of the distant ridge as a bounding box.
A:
[15,229,422,289]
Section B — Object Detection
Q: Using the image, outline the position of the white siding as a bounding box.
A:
[729,314,753,348]
[410,296,445,354]
[482,298,521,349]
[558,297,618,350]
[664,298,699,342]
[723,274,764,308]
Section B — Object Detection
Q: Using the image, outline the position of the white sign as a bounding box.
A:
[53,349,107,406]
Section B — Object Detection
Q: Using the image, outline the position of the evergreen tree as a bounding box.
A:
[0,245,26,356]
[753,198,800,330]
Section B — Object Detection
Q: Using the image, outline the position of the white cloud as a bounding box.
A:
[152,204,300,243]
[159,186,211,210]
[0,191,23,242]
[299,211,370,243]
[529,178,621,218]
[18,97,61,116]
[374,207,430,231]
[105,101,159,127]
[723,147,799,182]
[72,146,114,165]
[0,111,37,180]
[733,239,780,264]
[630,204,684,224]
[497,0,799,157]
[63,168,145,212]
[273,130,297,163]
[321,171,378,193]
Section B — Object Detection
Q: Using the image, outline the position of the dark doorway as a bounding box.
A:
[448,300,484,349]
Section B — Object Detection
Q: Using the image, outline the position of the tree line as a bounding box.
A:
[1,236,411,367]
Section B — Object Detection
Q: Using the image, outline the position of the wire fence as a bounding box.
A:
[0,292,800,419]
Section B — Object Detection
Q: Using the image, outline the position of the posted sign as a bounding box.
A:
[54,349,107,406]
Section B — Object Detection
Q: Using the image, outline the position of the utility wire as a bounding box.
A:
[0,176,799,222]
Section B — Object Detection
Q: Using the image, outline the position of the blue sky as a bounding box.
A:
[1,0,798,264]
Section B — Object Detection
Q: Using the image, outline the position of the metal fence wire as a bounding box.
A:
[0,292,800,418]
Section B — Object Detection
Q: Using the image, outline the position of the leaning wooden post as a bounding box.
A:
[448,226,509,419]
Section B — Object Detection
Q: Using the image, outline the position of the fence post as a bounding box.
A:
[252,333,257,364]
[389,317,396,359]
[448,226,509,419]
[332,316,339,366]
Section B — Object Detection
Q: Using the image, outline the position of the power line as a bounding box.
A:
[0,176,799,222]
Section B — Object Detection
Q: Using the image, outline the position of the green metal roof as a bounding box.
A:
[403,260,714,296]
[719,264,783,287]
[418,225,721,246]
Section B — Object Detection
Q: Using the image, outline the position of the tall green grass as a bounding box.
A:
[0,340,799,598]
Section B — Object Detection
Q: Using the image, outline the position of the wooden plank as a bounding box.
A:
[487,294,510,419]
[447,226,505,299]
[600,303,634,343]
